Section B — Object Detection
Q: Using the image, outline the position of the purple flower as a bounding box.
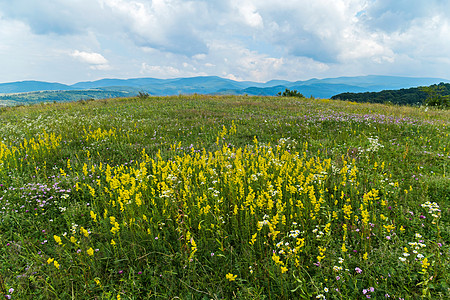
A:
[363,289,368,294]
[386,236,391,240]
[355,267,362,274]
[369,287,374,292]
[138,271,142,275]
[118,270,123,274]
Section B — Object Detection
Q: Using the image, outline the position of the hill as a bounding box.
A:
[0,95,448,298]
[331,82,450,105]
[1,75,449,106]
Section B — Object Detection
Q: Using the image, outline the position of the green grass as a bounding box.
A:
[0,95,449,299]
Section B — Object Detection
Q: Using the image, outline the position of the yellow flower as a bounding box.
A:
[280,266,288,273]
[90,211,97,222]
[53,235,62,245]
[226,273,237,281]
[47,257,54,264]
[111,239,116,246]
[80,227,89,237]
[54,260,60,269]
[87,247,94,256]
[363,252,368,260]
[249,233,257,245]
[422,257,430,271]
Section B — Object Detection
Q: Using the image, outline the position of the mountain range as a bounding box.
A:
[1,75,449,106]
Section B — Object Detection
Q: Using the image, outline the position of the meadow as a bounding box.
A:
[0,95,448,299]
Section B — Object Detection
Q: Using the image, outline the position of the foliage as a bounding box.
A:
[420,83,450,108]
[332,83,450,107]
[137,91,150,99]
[0,90,133,106]
[0,95,449,299]
[277,88,304,98]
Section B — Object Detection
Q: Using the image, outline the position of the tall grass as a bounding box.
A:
[0,95,449,299]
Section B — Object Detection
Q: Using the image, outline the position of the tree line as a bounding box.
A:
[331,82,450,108]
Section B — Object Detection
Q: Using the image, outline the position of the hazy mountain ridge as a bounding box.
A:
[1,75,449,106]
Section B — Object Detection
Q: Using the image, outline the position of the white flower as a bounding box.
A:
[399,257,406,262]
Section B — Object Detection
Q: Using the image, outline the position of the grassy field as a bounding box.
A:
[0,95,449,299]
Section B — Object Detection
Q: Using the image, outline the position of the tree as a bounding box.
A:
[420,83,449,108]
[277,88,304,98]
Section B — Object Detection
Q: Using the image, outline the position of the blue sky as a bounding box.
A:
[0,0,449,84]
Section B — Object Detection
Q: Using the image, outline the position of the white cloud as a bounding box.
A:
[1,0,450,83]
[71,50,108,65]
[71,50,111,70]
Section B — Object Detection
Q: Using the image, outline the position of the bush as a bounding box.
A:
[277,88,304,98]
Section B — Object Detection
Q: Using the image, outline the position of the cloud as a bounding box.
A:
[1,0,450,83]
[71,50,110,70]
[99,0,210,56]
[0,0,104,35]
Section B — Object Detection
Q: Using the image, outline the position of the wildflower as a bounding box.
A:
[47,258,54,264]
[80,227,89,237]
[399,257,406,262]
[90,211,97,222]
[355,267,362,274]
[70,236,77,243]
[87,247,94,256]
[421,257,430,271]
[53,235,62,245]
[54,260,60,269]
[226,273,237,281]
[333,266,343,272]
[280,266,288,273]
[363,252,368,260]
[324,287,329,292]
[111,239,116,246]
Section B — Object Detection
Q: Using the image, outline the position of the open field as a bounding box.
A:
[0,95,449,299]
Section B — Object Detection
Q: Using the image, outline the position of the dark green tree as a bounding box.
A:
[277,89,304,98]
[420,83,449,108]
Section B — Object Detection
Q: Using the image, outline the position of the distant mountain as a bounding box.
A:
[1,75,449,106]
[0,80,74,93]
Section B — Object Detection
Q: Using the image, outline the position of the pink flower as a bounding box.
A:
[355,267,362,274]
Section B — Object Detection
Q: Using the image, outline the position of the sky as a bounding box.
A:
[0,0,450,84]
